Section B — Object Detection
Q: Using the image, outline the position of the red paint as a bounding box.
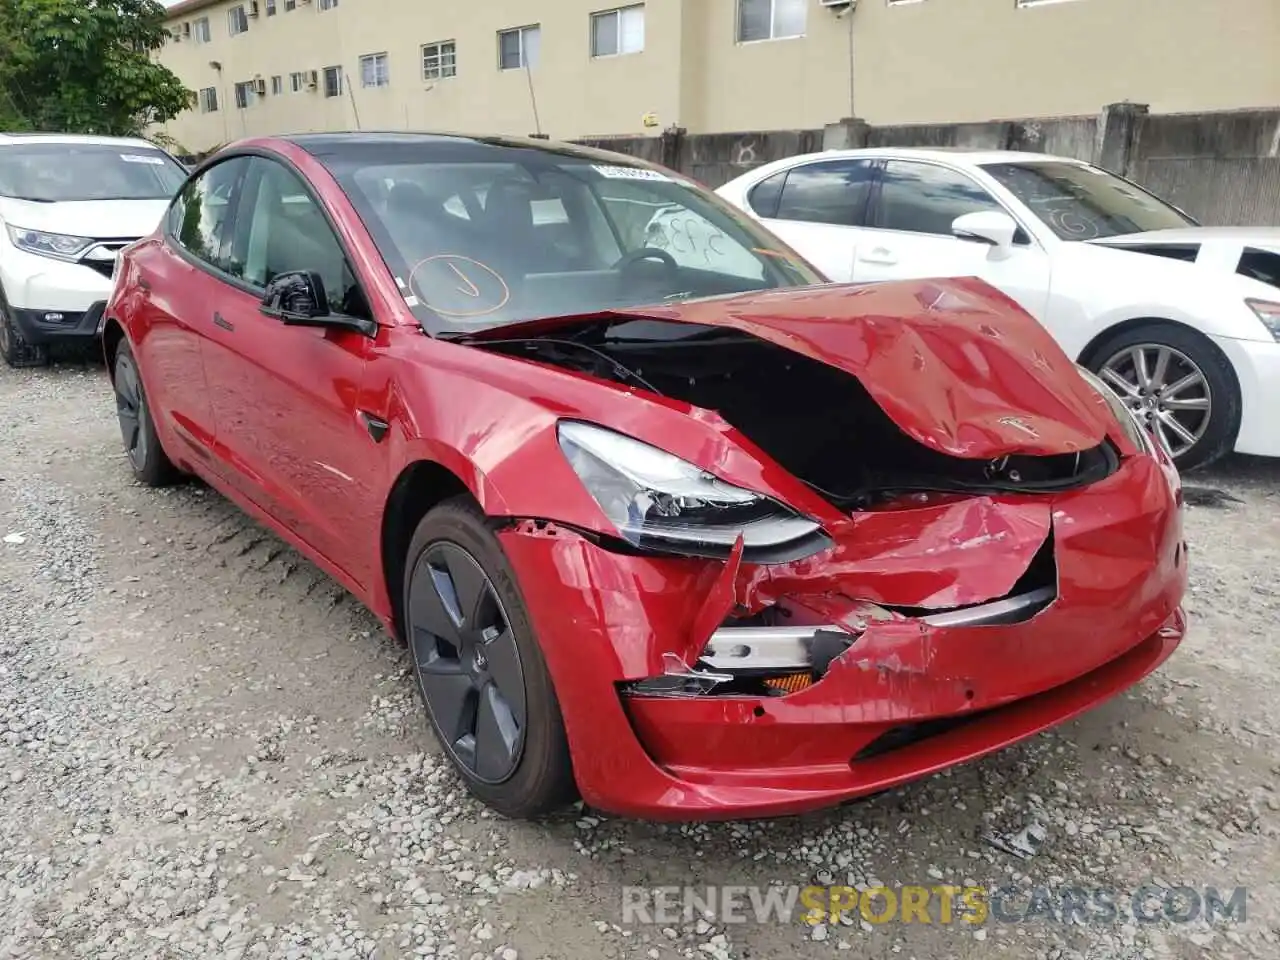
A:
[105,136,1187,820]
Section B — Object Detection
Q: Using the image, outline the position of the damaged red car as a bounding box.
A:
[102,133,1188,821]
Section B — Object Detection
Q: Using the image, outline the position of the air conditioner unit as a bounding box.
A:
[306,70,319,89]
[819,0,856,8]
[248,0,260,16]
[253,77,267,95]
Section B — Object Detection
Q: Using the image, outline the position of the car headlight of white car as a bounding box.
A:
[6,225,95,262]
[557,420,823,559]
[1077,364,1156,456]
[1246,298,1280,340]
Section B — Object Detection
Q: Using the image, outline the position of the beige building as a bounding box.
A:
[156,0,1280,155]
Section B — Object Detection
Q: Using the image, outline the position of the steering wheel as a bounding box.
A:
[613,247,679,273]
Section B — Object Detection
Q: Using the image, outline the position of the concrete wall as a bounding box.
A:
[1130,109,1280,226]
[579,106,1280,228]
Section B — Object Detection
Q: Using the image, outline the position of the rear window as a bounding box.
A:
[1237,247,1280,289]
[0,143,188,202]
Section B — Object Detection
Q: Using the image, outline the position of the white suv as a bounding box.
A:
[0,133,188,367]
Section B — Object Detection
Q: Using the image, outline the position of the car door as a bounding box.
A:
[856,159,1052,319]
[140,157,251,467]
[744,159,877,282]
[197,155,387,590]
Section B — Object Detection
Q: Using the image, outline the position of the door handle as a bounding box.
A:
[213,312,234,332]
[858,247,898,266]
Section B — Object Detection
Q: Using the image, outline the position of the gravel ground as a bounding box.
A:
[1,359,1278,960]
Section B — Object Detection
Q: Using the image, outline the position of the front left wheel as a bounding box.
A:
[403,497,576,819]
[0,294,49,368]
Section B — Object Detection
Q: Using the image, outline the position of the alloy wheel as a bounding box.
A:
[407,541,527,784]
[114,354,150,471]
[1099,343,1211,460]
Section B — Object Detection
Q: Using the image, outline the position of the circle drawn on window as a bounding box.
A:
[407,254,511,319]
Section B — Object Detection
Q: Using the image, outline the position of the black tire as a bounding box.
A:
[0,289,50,368]
[402,496,576,819]
[1085,322,1241,472]
[113,338,181,487]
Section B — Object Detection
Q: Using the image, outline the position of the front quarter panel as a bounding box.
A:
[385,334,850,538]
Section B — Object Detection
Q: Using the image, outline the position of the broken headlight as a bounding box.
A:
[557,420,825,560]
[1077,365,1155,456]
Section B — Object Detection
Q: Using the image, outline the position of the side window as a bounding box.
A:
[167,157,250,272]
[230,157,369,318]
[874,161,1005,237]
[747,170,788,219]
[773,160,875,227]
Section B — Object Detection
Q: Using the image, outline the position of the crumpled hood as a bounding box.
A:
[473,276,1112,459]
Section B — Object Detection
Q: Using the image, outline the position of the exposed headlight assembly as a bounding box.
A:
[1077,365,1156,456]
[557,421,828,561]
[6,225,94,262]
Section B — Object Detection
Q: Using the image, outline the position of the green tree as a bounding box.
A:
[0,0,193,136]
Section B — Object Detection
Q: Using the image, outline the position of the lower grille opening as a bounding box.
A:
[852,711,992,763]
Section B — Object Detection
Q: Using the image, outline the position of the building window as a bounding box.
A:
[234,81,254,109]
[319,0,338,10]
[289,71,308,92]
[591,5,644,57]
[422,40,457,80]
[285,0,295,9]
[228,5,249,35]
[322,65,343,98]
[498,25,540,70]
[359,53,389,88]
[737,0,806,42]
[199,87,219,113]
[266,0,276,14]
[191,16,210,42]
[270,75,283,95]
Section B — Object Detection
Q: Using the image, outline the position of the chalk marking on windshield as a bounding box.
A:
[407,254,510,320]
[448,262,482,298]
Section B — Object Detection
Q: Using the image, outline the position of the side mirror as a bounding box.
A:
[952,211,1019,259]
[260,270,376,337]
[261,270,329,321]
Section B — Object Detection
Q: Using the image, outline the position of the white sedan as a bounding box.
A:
[716,148,1280,470]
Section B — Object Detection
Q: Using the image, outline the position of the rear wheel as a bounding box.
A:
[0,293,49,368]
[113,339,180,487]
[403,497,576,818]
[1087,322,1240,471]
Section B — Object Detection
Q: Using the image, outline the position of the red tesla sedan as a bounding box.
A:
[102,133,1187,821]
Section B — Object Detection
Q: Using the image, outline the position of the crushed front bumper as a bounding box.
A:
[499,453,1186,820]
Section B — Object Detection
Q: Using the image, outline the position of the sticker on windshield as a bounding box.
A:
[591,165,673,182]
[120,153,166,165]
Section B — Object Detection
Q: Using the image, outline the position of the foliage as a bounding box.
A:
[0,0,193,137]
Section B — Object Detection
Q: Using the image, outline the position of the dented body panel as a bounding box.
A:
[499,452,1186,820]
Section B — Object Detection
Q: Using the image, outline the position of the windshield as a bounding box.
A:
[0,143,188,202]
[981,161,1195,241]
[318,140,822,335]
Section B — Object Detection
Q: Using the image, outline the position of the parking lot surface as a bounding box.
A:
[1,361,1278,960]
